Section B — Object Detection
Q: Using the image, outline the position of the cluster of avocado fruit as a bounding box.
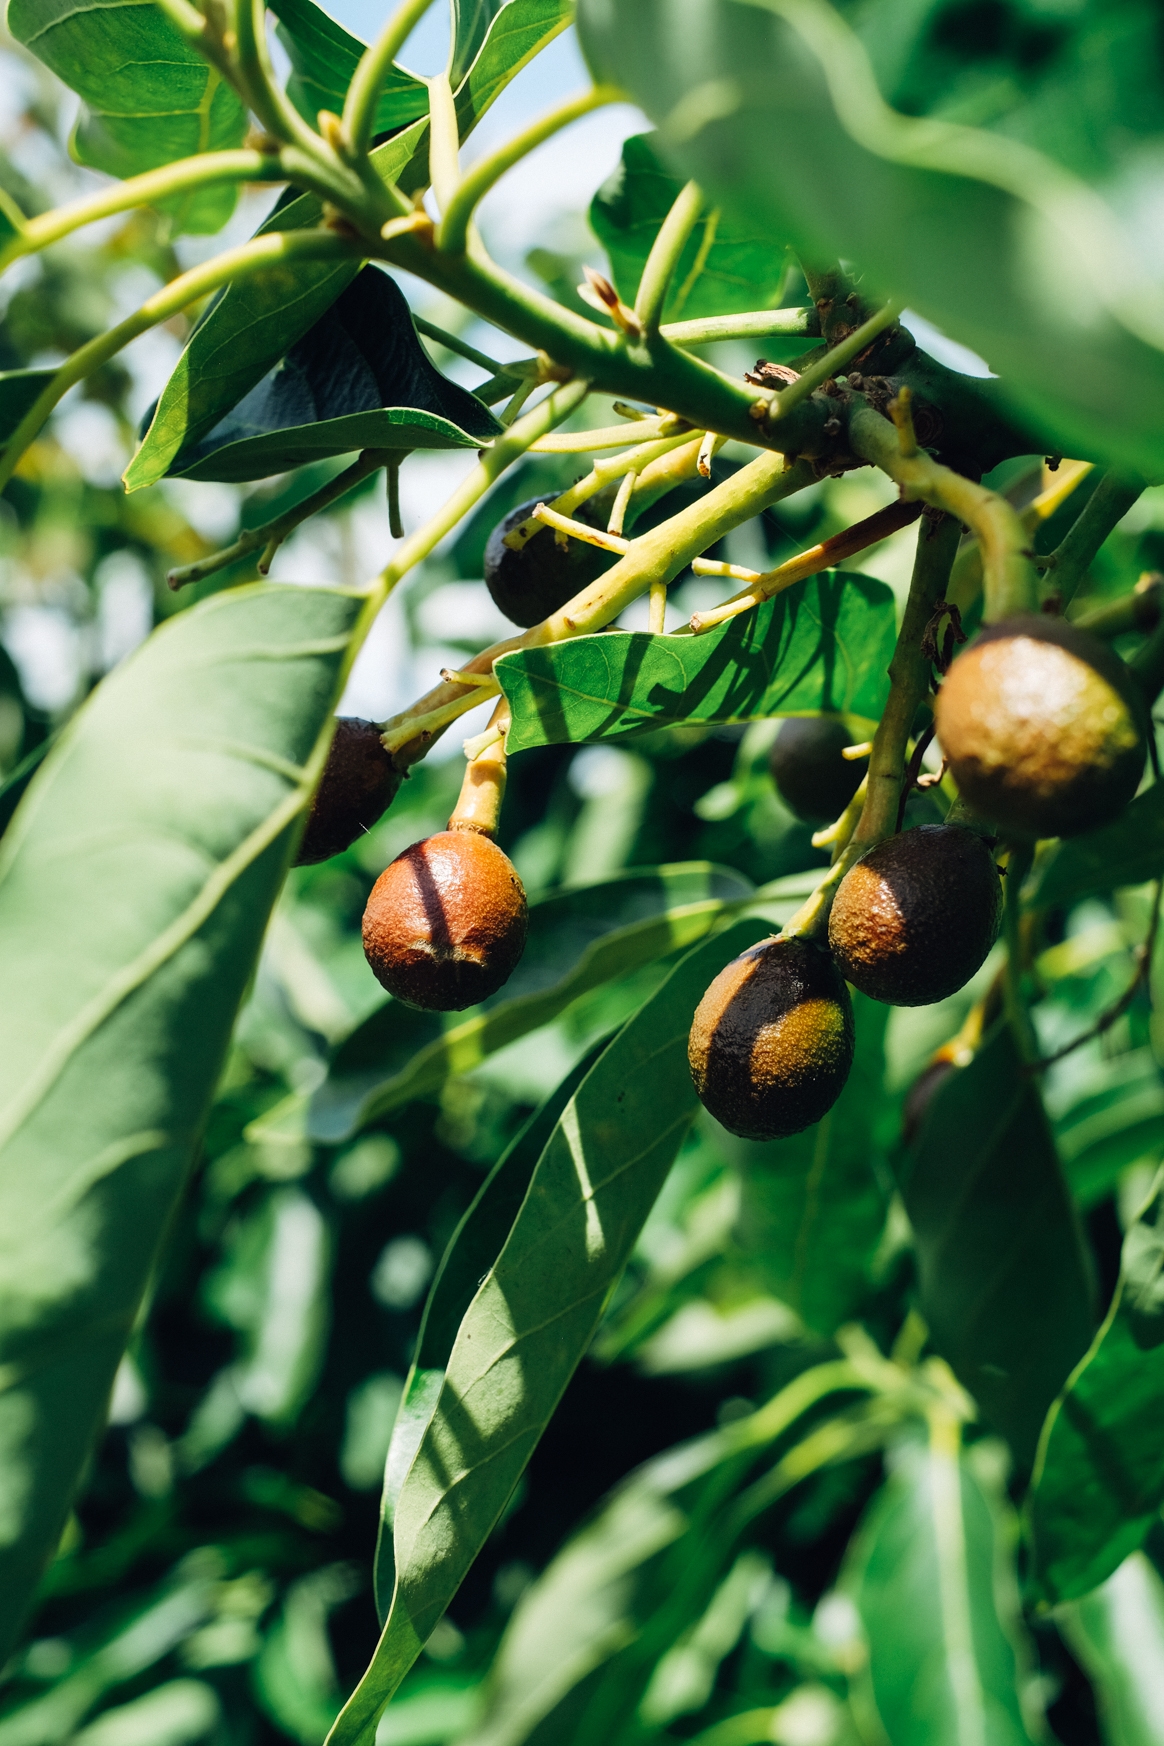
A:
[295,495,1150,1140]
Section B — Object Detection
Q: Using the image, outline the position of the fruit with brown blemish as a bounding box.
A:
[768,716,865,824]
[484,496,614,627]
[688,936,854,1139]
[934,616,1146,839]
[295,717,402,865]
[828,824,1002,1006]
[362,828,528,1010]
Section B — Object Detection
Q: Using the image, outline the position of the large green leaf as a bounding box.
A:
[1031,783,1164,911]
[373,1036,612,1620]
[124,0,571,490]
[897,1024,1094,1469]
[269,0,428,136]
[0,580,366,1661]
[167,267,501,482]
[497,571,896,751]
[1028,1179,1164,1604]
[8,0,246,236]
[309,862,753,1143]
[1056,1553,1164,1746]
[591,131,791,325]
[575,0,1164,477]
[843,1431,1037,1746]
[326,917,771,1745]
[725,992,889,1336]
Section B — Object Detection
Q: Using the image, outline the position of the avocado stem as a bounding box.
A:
[449,702,509,837]
[1046,471,1145,609]
[1001,842,1038,1065]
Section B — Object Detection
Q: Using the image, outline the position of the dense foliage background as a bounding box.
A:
[2,2,1164,1744]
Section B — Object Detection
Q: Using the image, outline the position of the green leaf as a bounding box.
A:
[843,1431,1038,1746]
[7,0,246,236]
[898,1023,1094,1469]
[591,132,790,324]
[167,267,501,482]
[1028,1177,1164,1603]
[0,368,58,444]
[1031,784,1164,911]
[496,571,897,752]
[125,0,571,490]
[269,0,428,137]
[0,579,366,1661]
[1052,1049,1164,1212]
[374,1035,612,1620]
[310,862,753,1143]
[726,992,890,1336]
[326,916,772,1745]
[1056,1553,1164,1746]
[575,0,1164,478]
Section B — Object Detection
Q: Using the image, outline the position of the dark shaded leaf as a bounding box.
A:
[1029,1177,1164,1603]
[0,580,366,1661]
[269,0,428,137]
[898,1023,1094,1469]
[1031,784,1164,911]
[125,0,571,490]
[374,1035,612,1619]
[844,1432,1037,1745]
[8,0,246,235]
[725,993,890,1336]
[309,862,753,1143]
[497,571,897,751]
[576,0,1164,477]
[326,917,772,1745]
[167,267,501,482]
[0,368,57,444]
[591,131,790,324]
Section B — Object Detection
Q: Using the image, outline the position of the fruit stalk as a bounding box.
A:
[1045,472,1145,608]
[1001,843,1038,1063]
[449,704,509,837]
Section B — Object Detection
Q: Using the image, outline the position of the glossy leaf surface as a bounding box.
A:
[374,1038,611,1620]
[309,862,753,1143]
[726,993,890,1336]
[125,0,570,489]
[269,0,428,136]
[576,0,1164,476]
[1032,784,1164,911]
[1056,1553,1164,1746]
[591,131,791,323]
[844,1432,1036,1746]
[8,0,246,235]
[898,1024,1094,1469]
[327,917,772,1745]
[168,268,501,482]
[1029,1180,1164,1603]
[497,571,896,751]
[0,581,365,1661]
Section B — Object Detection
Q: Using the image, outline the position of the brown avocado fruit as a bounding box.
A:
[296,717,402,865]
[362,828,528,1010]
[828,823,1002,1007]
[688,936,854,1139]
[484,495,615,628]
[768,715,865,823]
[934,615,1146,839]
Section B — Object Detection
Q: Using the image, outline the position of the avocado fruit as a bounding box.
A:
[295,717,401,865]
[484,495,615,628]
[768,716,865,824]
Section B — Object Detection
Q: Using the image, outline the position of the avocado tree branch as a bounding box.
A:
[764,300,900,425]
[0,228,357,495]
[660,308,818,347]
[633,180,705,335]
[1048,471,1146,608]
[343,0,438,159]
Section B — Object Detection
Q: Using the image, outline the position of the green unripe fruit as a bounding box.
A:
[688,936,854,1139]
[362,829,528,1011]
[934,616,1146,839]
[768,716,865,823]
[296,717,401,865]
[828,824,1002,1007]
[484,496,614,628]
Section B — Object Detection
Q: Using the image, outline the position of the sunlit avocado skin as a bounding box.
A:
[829,824,1002,1006]
[362,829,528,1010]
[934,616,1146,839]
[483,496,614,628]
[688,937,854,1139]
[295,717,401,865]
[768,716,864,823]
